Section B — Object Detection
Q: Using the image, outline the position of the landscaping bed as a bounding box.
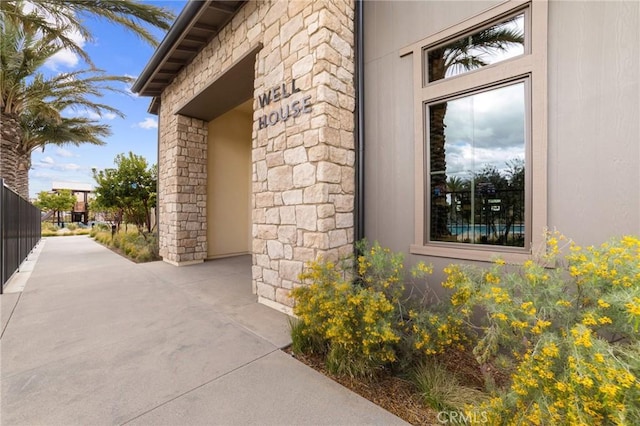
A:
[288,235,640,425]
[90,224,160,263]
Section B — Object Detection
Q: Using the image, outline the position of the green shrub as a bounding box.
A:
[440,232,640,424]
[41,222,58,233]
[91,227,159,262]
[411,360,488,412]
[66,223,78,231]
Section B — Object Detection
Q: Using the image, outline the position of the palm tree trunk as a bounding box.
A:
[16,152,31,199]
[0,112,23,195]
[430,102,451,239]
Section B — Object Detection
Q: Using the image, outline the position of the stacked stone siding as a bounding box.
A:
[157,115,208,265]
[157,0,355,310]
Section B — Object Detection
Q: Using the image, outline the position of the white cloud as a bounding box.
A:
[70,109,118,121]
[137,117,158,129]
[33,158,86,173]
[60,163,83,171]
[44,26,86,71]
[124,75,140,97]
[21,2,87,71]
[55,148,75,158]
[45,49,81,70]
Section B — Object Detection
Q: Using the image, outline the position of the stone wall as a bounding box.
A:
[157,0,355,310]
[157,114,208,265]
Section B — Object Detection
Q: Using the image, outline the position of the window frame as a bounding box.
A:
[399,0,548,262]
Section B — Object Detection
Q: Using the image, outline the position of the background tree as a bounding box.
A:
[469,158,525,245]
[34,189,76,226]
[0,0,173,198]
[93,152,156,234]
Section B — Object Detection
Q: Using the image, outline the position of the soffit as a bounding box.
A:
[174,44,261,122]
[133,1,246,106]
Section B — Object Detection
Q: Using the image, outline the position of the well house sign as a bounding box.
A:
[256,79,312,129]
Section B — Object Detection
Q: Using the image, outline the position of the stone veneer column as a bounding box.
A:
[251,0,356,311]
[157,114,208,265]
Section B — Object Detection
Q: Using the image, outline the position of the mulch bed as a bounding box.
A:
[283,348,441,425]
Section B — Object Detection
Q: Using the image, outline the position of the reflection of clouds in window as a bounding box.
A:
[440,82,525,175]
[446,145,525,178]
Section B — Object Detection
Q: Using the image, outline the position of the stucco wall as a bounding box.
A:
[363,1,639,273]
[207,102,252,258]
[157,0,356,310]
[546,0,639,245]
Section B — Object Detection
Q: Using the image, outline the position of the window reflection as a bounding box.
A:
[426,13,525,83]
[429,83,526,247]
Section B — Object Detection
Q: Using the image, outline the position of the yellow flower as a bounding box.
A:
[491,312,508,321]
[597,316,612,325]
[531,319,551,334]
[597,299,611,308]
[625,297,640,316]
[521,301,536,316]
[541,343,559,358]
[599,384,618,398]
[582,313,598,326]
[511,320,528,330]
[571,327,593,347]
[485,272,500,284]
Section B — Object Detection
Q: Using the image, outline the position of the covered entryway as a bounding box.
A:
[206,100,252,258]
[174,46,261,260]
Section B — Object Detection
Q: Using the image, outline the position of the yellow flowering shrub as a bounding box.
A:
[444,232,640,424]
[292,256,400,377]
[291,241,449,377]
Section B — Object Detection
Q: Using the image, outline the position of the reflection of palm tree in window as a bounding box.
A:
[428,16,524,240]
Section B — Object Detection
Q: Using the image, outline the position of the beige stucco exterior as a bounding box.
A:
[206,101,252,259]
[363,0,639,277]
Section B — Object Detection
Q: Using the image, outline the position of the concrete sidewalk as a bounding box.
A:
[1,236,408,425]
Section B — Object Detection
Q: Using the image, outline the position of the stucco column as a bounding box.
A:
[158,113,208,265]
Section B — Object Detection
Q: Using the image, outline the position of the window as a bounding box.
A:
[400,1,547,262]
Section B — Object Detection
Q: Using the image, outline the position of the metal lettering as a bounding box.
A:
[268,111,279,126]
[302,95,312,113]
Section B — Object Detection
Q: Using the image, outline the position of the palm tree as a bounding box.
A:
[0,0,173,197]
[0,0,173,66]
[1,19,132,197]
[428,18,524,240]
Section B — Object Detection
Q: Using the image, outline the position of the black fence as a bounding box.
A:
[432,187,525,247]
[1,179,41,292]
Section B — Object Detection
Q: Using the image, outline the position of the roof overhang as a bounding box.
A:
[174,43,261,122]
[132,0,246,114]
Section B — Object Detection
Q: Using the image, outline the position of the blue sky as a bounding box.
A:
[28,1,187,198]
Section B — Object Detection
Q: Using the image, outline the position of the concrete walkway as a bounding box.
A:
[1,236,408,425]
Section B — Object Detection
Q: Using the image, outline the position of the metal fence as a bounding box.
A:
[1,179,41,292]
[432,187,525,246]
